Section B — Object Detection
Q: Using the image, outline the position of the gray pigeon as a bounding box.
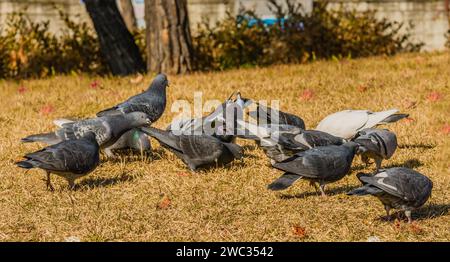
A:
[268,142,359,196]
[347,168,433,223]
[140,127,243,171]
[248,103,305,129]
[16,132,100,190]
[353,128,398,172]
[168,92,253,143]
[21,112,151,154]
[236,120,345,162]
[104,128,151,156]
[96,74,168,123]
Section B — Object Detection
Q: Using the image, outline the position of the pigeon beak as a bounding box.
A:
[146,119,152,126]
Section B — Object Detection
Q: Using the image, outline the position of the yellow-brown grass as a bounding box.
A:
[0,52,449,242]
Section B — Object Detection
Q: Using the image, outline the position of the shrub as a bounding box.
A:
[192,0,423,71]
[0,9,107,79]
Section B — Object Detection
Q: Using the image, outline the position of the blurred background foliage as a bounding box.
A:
[0,0,427,78]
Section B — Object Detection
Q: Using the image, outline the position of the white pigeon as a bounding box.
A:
[315,109,408,139]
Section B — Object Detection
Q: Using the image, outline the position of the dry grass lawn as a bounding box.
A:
[0,52,449,242]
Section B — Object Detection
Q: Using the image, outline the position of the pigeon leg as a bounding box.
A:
[383,205,392,221]
[67,178,75,190]
[405,210,413,223]
[309,181,320,194]
[319,183,327,197]
[375,157,382,173]
[46,172,55,192]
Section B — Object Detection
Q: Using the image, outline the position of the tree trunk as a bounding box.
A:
[145,0,194,74]
[84,0,146,76]
[118,0,137,32]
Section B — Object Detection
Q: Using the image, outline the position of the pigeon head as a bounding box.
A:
[148,74,169,91]
[125,112,152,127]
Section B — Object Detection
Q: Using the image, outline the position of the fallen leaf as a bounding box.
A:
[40,104,54,115]
[18,86,27,94]
[130,74,144,84]
[404,117,415,124]
[157,196,171,210]
[64,236,81,242]
[292,225,307,238]
[300,89,314,101]
[357,85,367,92]
[403,100,417,109]
[409,223,423,234]
[177,172,190,177]
[90,80,101,89]
[441,124,450,135]
[427,91,443,102]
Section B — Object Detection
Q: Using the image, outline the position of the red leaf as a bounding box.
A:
[404,117,415,124]
[157,196,171,210]
[427,91,443,102]
[292,225,307,238]
[89,80,101,89]
[441,124,450,135]
[300,89,314,101]
[357,85,367,92]
[177,172,190,177]
[409,223,423,234]
[18,86,27,94]
[40,104,54,115]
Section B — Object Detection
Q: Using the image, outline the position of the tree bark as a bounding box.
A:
[118,0,137,32]
[145,0,194,74]
[84,0,146,76]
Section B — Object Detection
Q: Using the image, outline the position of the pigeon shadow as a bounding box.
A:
[279,184,360,199]
[385,158,424,169]
[375,203,450,222]
[399,143,435,150]
[76,173,137,190]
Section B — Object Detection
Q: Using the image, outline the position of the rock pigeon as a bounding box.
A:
[21,112,151,154]
[16,132,100,190]
[248,103,305,129]
[316,109,408,139]
[268,142,359,196]
[353,128,398,172]
[96,74,168,123]
[347,168,433,223]
[168,92,253,143]
[53,119,151,157]
[140,126,243,171]
[104,128,151,156]
[236,120,345,162]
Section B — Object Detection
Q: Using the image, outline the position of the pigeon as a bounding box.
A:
[140,126,243,171]
[53,119,151,157]
[103,128,151,156]
[316,109,408,139]
[353,128,398,172]
[236,120,345,162]
[16,132,100,190]
[22,112,151,156]
[347,168,433,223]
[248,103,305,129]
[96,74,168,123]
[168,92,253,143]
[268,142,359,196]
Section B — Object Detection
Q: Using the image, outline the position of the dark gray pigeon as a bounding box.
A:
[21,112,151,154]
[268,142,359,196]
[347,168,433,223]
[104,128,151,156]
[96,74,168,123]
[353,128,397,172]
[140,127,243,171]
[236,120,345,163]
[248,103,305,129]
[16,132,100,190]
